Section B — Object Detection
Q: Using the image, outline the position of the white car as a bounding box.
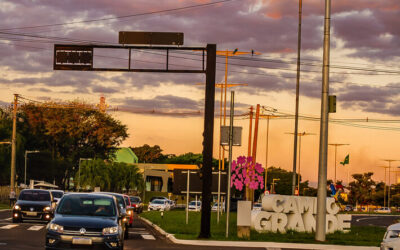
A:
[211,202,225,212]
[381,223,400,250]
[188,201,201,211]
[148,199,170,211]
[375,207,391,214]
[252,203,262,211]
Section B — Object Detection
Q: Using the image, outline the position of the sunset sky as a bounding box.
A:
[0,0,399,186]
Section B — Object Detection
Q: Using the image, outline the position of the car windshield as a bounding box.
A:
[152,200,164,204]
[254,204,262,207]
[51,191,63,199]
[386,230,400,239]
[57,196,116,217]
[124,196,130,206]
[189,201,200,206]
[130,197,140,203]
[19,190,51,201]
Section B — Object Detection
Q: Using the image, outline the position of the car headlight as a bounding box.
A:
[102,226,118,235]
[127,210,132,215]
[13,205,21,210]
[48,223,63,233]
[43,206,51,211]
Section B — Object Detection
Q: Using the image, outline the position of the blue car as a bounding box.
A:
[45,193,125,249]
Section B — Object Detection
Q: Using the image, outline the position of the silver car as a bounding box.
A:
[381,223,400,250]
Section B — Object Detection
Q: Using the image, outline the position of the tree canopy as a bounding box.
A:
[0,101,128,188]
[77,159,143,193]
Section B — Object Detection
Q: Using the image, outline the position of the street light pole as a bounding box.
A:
[78,158,92,191]
[378,166,389,207]
[286,132,315,195]
[292,0,303,196]
[24,150,40,185]
[328,144,349,183]
[10,94,18,193]
[316,0,332,242]
[272,178,280,194]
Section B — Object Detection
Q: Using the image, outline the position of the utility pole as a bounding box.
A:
[383,159,399,208]
[316,0,331,242]
[247,106,254,157]
[10,94,18,193]
[292,0,303,196]
[328,143,349,183]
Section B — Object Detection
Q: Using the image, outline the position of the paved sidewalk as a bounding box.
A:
[140,217,379,250]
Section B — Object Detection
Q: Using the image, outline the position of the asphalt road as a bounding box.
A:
[351,214,400,228]
[0,210,265,250]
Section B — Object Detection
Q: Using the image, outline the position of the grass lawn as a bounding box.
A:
[140,210,385,246]
[0,203,11,209]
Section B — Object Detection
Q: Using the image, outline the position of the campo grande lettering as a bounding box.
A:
[251,195,351,233]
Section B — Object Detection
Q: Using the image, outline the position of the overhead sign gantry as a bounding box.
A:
[53,31,216,238]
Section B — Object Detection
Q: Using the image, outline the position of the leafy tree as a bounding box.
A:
[161,152,220,170]
[131,144,163,163]
[19,101,128,188]
[348,172,375,206]
[77,159,144,193]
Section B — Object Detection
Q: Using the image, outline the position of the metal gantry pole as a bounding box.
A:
[316,0,331,242]
[292,0,303,196]
[225,91,235,238]
[199,44,216,239]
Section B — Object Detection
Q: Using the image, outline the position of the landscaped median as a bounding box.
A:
[140,210,385,247]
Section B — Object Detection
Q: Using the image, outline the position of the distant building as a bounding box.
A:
[114,148,199,193]
[137,163,198,193]
[114,147,138,164]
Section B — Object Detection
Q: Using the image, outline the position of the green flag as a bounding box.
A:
[340,154,349,166]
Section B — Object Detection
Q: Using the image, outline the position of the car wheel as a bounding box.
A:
[124,227,129,239]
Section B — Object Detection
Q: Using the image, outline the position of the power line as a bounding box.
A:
[0,0,236,31]
[1,29,400,76]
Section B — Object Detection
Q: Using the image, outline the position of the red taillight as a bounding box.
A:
[133,204,137,207]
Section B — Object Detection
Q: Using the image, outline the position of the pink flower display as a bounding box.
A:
[230,156,264,191]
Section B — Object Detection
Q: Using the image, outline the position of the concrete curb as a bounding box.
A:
[139,216,379,250]
[351,213,400,217]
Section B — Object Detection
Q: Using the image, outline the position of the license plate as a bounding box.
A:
[26,212,37,216]
[72,237,92,245]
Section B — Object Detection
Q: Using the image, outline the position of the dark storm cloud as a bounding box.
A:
[0,0,398,117]
[90,85,120,94]
[335,83,400,116]
[27,87,53,93]
[114,94,202,111]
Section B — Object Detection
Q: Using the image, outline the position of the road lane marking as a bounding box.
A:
[28,225,44,231]
[0,224,18,229]
[141,234,156,240]
[4,218,11,221]
[130,231,150,234]
[356,217,379,222]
